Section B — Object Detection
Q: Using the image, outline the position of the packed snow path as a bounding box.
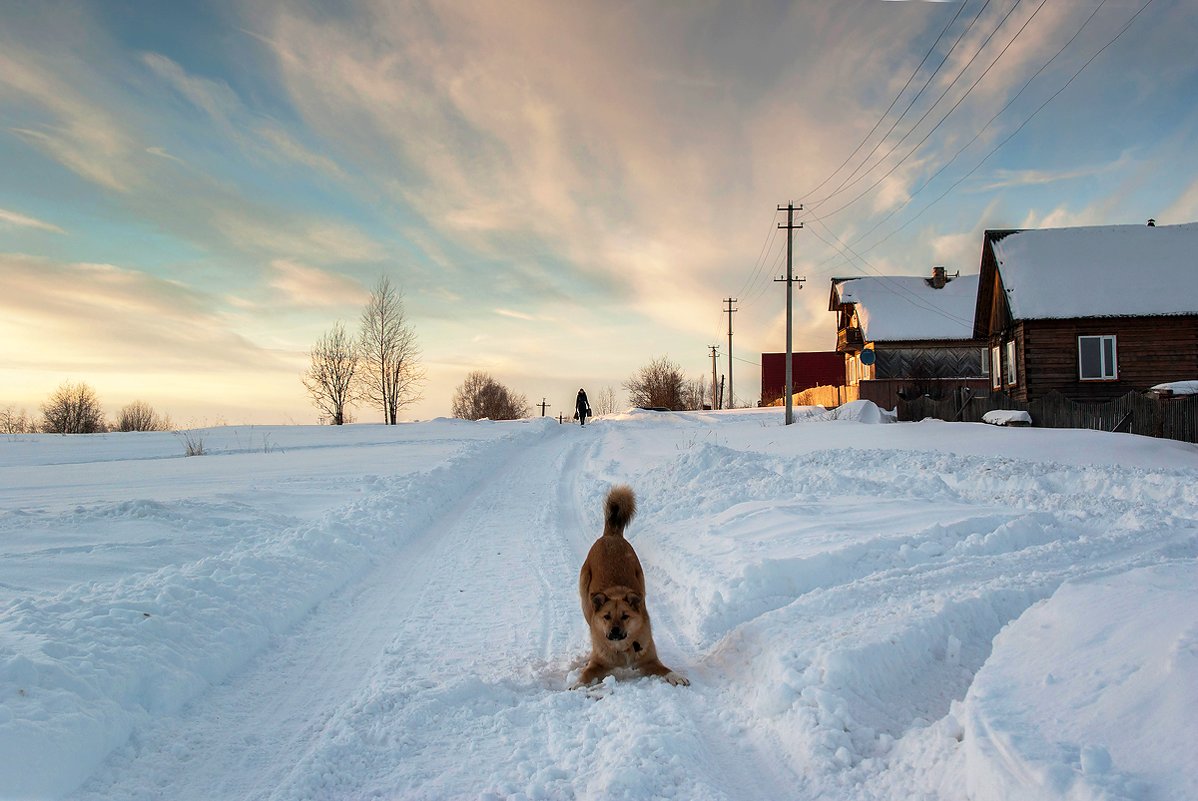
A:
[64,422,799,800]
[2,408,1195,800]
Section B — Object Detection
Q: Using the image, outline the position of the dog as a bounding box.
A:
[572,485,688,688]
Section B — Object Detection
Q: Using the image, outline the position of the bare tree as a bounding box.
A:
[302,321,359,425]
[680,376,710,411]
[1,406,35,434]
[41,381,106,434]
[594,386,620,416]
[623,356,687,410]
[358,277,425,424]
[451,371,531,420]
[116,400,172,432]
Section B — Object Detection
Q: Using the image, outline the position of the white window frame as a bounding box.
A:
[1078,335,1118,381]
[1005,340,1017,386]
[990,345,1002,389]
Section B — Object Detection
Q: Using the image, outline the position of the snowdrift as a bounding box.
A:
[1,409,1195,800]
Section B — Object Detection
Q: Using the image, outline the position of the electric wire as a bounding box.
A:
[850,0,1155,258]
[848,0,1114,255]
[805,0,995,212]
[799,0,969,202]
[807,0,1034,223]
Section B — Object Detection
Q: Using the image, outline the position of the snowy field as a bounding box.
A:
[1,405,1196,801]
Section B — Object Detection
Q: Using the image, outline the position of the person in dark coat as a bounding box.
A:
[575,388,591,426]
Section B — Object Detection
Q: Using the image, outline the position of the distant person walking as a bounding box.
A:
[575,388,591,426]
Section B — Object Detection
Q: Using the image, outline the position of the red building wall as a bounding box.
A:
[760,352,845,405]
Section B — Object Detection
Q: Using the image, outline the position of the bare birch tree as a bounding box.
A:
[302,321,359,425]
[451,372,531,420]
[0,406,35,434]
[41,381,106,433]
[358,277,425,424]
[594,386,620,416]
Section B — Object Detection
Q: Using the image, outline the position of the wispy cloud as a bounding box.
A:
[0,253,283,372]
[0,38,140,192]
[0,208,65,234]
[972,157,1129,192]
[269,260,370,308]
[494,308,537,321]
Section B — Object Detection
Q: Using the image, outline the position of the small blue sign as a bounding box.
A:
[860,348,876,366]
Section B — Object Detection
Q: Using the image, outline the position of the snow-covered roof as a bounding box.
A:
[991,221,1198,319]
[834,274,978,342]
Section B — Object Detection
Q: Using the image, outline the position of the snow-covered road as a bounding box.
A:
[2,407,1196,800]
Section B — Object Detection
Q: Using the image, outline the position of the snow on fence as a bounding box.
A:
[898,389,1198,443]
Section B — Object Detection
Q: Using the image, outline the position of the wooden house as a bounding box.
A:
[974,221,1198,403]
[830,267,985,400]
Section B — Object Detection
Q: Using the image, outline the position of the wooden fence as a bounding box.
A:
[767,384,858,408]
[898,388,1198,444]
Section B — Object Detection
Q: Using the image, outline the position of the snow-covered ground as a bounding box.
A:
[1,406,1195,800]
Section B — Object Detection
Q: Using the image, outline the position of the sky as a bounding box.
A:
[2,0,1196,424]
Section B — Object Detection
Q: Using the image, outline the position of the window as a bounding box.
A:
[1005,340,1017,386]
[990,345,1002,389]
[1078,335,1117,380]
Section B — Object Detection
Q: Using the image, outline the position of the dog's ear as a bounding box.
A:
[590,593,607,612]
[626,593,641,611]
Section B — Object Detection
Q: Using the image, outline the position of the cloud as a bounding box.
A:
[0,36,140,192]
[214,211,387,265]
[255,126,346,179]
[268,260,370,308]
[1163,176,1198,223]
[972,156,1129,192]
[494,308,537,321]
[0,208,65,234]
[0,253,286,373]
[143,53,241,125]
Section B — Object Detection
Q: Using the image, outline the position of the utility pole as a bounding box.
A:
[723,298,737,408]
[538,398,551,417]
[708,345,720,410]
[775,202,805,425]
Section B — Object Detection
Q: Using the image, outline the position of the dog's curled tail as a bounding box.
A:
[603,485,637,537]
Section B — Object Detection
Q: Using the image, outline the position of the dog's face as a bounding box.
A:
[589,592,646,650]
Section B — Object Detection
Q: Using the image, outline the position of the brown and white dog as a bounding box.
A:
[573,485,688,688]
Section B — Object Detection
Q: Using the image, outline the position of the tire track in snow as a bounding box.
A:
[65,425,558,801]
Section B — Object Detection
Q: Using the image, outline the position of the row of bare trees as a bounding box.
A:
[2,382,171,434]
[302,277,425,425]
[447,354,706,424]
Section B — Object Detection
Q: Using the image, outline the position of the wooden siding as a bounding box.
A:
[1018,316,1198,402]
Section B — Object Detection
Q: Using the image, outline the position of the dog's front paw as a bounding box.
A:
[663,671,690,687]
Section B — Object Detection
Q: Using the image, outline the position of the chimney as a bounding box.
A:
[931,265,948,289]
[1147,218,1156,227]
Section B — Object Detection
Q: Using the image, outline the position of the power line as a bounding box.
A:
[849,0,1156,258]
[807,0,1035,223]
[805,0,996,212]
[799,0,969,202]
[804,0,1134,278]
[806,220,974,329]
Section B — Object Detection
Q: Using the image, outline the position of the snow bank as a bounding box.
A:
[1150,380,1198,396]
[982,409,1032,426]
[960,564,1198,801]
[816,399,896,424]
[3,412,1197,800]
[0,420,548,799]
